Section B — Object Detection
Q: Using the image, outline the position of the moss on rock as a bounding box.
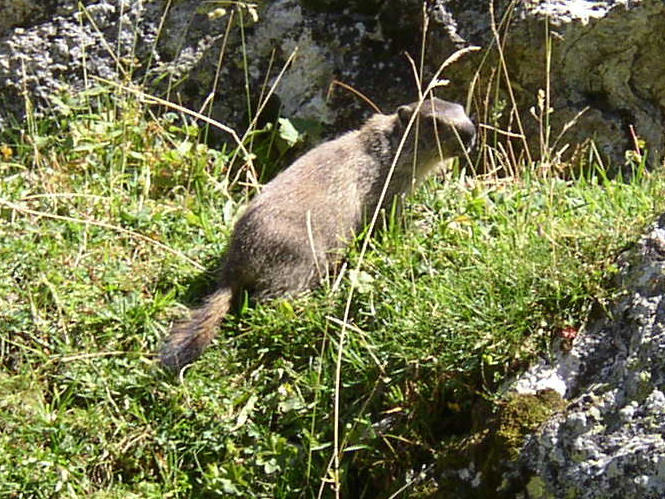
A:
[436,389,566,497]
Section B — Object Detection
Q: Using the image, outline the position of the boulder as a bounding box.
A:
[1,1,663,166]
[506,214,665,498]
[436,213,665,498]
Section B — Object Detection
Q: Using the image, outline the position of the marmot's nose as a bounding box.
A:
[442,101,476,151]
[454,116,476,150]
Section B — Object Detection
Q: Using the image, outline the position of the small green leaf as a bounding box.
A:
[277,118,301,147]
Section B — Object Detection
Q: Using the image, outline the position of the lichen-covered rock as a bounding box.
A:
[506,213,665,498]
[425,0,665,167]
[0,1,664,165]
[0,0,164,124]
[0,0,428,135]
[519,0,665,167]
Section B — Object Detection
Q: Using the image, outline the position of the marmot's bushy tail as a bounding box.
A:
[160,287,234,372]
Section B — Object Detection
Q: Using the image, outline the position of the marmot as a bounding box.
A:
[160,97,476,372]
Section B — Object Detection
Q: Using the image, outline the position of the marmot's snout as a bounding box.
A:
[411,99,476,156]
[444,102,476,153]
[455,114,477,151]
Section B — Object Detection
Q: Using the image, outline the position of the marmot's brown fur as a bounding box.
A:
[160,97,476,371]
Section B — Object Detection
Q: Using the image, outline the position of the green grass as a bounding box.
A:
[1,87,664,497]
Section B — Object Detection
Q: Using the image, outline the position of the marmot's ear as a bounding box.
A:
[397,104,415,126]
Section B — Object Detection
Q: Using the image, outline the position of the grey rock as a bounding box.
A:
[2,1,663,166]
[508,214,665,498]
[0,0,425,136]
[428,0,665,167]
[0,0,160,124]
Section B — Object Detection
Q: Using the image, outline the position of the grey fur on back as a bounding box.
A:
[160,97,476,372]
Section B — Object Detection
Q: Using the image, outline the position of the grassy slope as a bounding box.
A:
[1,91,664,497]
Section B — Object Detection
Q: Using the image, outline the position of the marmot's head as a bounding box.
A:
[397,97,475,166]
